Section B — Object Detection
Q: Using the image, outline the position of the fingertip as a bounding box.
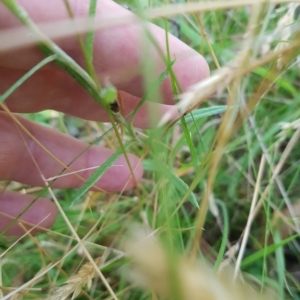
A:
[0,192,57,236]
[162,48,210,105]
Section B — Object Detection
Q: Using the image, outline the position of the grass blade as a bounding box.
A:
[129,60,175,127]
[241,234,298,268]
[143,160,199,208]
[71,141,136,206]
[0,55,57,103]
[85,0,98,62]
[213,199,230,270]
[178,105,227,124]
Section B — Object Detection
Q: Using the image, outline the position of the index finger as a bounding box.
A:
[0,0,209,105]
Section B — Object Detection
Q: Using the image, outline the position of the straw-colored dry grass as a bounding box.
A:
[46,257,102,300]
[124,229,276,300]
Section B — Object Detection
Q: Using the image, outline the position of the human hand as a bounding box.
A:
[0,0,209,236]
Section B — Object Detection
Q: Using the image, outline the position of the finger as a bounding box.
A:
[0,0,209,104]
[0,192,57,236]
[1,69,179,128]
[0,111,143,192]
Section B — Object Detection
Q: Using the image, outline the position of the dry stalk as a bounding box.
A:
[46,257,102,300]
[10,293,22,300]
[189,2,266,259]
[234,154,266,279]
[0,104,105,192]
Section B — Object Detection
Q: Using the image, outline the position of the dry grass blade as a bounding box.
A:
[124,229,275,300]
[0,105,104,191]
[46,257,101,300]
[234,155,266,279]
[189,2,266,259]
[161,37,300,128]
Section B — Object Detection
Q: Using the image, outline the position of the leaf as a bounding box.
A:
[0,55,57,104]
[143,160,199,208]
[71,141,135,206]
[253,67,297,96]
[168,172,199,208]
[130,60,175,126]
[178,105,227,124]
[241,234,298,268]
[213,199,230,271]
[85,0,98,63]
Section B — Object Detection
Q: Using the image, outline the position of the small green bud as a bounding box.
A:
[100,86,117,105]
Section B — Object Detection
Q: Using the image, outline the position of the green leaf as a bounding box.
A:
[253,67,297,96]
[273,230,285,299]
[130,60,175,126]
[85,0,98,63]
[0,55,57,104]
[168,171,199,208]
[178,106,227,124]
[71,141,135,206]
[214,199,230,271]
[241,234,298,268]
[143,160,199,208]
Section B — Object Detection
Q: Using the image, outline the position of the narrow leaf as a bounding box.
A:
[168,171,199,208]
[85,0,98,62]
[253,67,297,96]
[71,141,135,206]
[143,160,199,208]
[213,199,230,270]
[130,60,175,126]
[178,105,227,124]
[0,55,57,103]
[241,234,298,268]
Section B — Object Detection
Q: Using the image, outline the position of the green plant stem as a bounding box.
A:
[213,200,230,271]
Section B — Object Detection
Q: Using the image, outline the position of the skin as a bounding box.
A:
[0,0,209,236]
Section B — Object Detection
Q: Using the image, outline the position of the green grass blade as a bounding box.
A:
[129,60,175,127]
[273,230,286,299]
[168,171,199,208]
[179,105,227,123]
[180,116,199,166]
[213,199,230,270]
[143,160,199,208]
[71,141,136,206]
[0,55,57,103]
[241,234,298,268]
[163,19,199,168]
[253,67,297,96]
[85,0,98,62]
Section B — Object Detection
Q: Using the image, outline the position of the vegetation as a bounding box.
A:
[1,0,300,299]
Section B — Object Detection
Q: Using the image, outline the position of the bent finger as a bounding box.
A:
[0,111,143,192]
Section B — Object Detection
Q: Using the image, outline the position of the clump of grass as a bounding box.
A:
[1,0,300,299]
